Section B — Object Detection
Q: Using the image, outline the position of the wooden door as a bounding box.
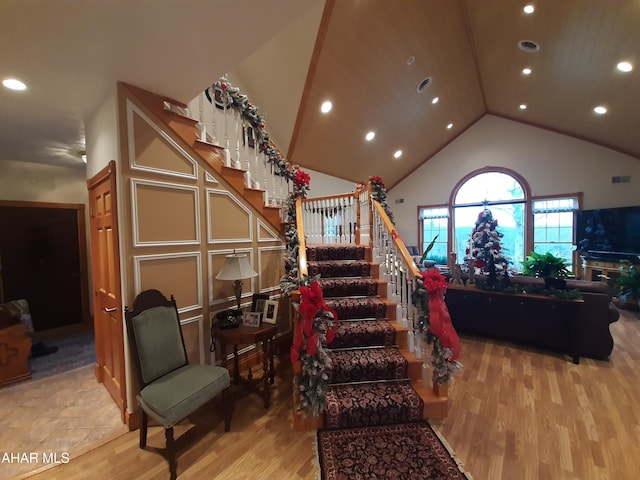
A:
[88,161,126,420]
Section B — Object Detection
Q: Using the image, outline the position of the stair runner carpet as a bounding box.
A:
[307,244,424,430]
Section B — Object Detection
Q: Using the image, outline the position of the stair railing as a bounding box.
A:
[371,201,424,358]
[300,192,360,245]
[174,78,294,212]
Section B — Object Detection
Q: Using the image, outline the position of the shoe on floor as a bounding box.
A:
[31,342,59,358]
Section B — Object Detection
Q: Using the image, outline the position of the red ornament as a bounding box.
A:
[221,82,227,90]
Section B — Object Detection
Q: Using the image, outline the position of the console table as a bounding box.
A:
[211,323,278,408]
[445,285,584,363]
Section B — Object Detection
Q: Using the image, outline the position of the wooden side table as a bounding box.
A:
[211,323,278,408]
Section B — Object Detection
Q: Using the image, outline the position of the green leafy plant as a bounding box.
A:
[614,261,640,304]
[419,235,439,264]
[521,251,571,280]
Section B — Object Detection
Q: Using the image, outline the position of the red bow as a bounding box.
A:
[290,281,338,363]
[421,269,460,360]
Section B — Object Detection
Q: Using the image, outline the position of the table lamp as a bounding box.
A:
[216,253,258,310]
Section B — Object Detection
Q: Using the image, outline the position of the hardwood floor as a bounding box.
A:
[12,308,640,480]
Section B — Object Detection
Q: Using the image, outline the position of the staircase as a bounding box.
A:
[299,243,448,431]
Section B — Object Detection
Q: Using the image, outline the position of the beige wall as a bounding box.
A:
[0,159,87,204]
[389,115,640,245]
[119,88,287,372]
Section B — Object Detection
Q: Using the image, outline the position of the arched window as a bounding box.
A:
[452,170,527,265]
[418,168,581,271]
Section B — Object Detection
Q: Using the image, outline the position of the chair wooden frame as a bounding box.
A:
[125,289,232,479]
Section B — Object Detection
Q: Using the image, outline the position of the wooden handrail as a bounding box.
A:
[372,201,420,278]
[301,191,358,203]
[295,197,308,278]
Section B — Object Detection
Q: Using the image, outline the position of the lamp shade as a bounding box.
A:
[216,254,258,281]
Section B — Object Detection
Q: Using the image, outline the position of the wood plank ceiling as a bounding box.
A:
[287,0,640,188]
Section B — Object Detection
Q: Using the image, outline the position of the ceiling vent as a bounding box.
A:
[417,77,432,93]
[518,40,540,52]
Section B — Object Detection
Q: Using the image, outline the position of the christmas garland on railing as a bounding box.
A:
[411,269,463,385]
[213,77,311,186]
[369,175,395,225]
[290,281,338,417]
[279,170,311,295]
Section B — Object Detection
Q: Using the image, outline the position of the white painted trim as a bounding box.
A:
[133,251,203,313]
[208,248,256,306]
[257,218,281,242]
[205,188,253,244]
[180,314,205,364]
[131,178,200,246]
[126,100,198,180]
[205,171,219,184]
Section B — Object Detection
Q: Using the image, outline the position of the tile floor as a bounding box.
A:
[0,365,127,479]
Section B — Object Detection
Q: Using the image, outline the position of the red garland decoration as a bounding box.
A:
[290,281,338,363]
[390,229,403,242]
[420,269,460,360]
[294,169,310,188]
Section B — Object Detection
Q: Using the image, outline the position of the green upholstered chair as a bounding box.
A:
[125,289,232,480]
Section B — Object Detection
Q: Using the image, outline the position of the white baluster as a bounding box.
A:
[223,91,231,167]
[270,162,277,206]
[252,130,260,189]
[263,156,269,205]
[234,111,241,169]
[407,330,415,353]
[243,122,251,187]
[210,86,218,144]
[313,200,321,244]
[198,92,207,141]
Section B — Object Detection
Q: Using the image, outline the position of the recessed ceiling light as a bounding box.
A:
[519,104,527,110]
[594,106,607,115]
[320,100,332,113]
[393,150,402,159]
[2,78,27,91]
[446,123,453,130]
[522,67,532,75]
[617,61,633,73]
[523,5,535,14]
[365,131,375,141]
[432,96,439,104]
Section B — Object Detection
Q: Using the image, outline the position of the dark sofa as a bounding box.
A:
[444,275,619,363]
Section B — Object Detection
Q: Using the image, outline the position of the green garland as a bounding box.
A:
[214,77,311,189]
[411,275,462,385]
[294,308,335,418]
[368,175,395,225]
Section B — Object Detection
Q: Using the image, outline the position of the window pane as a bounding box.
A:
[454,172,524,204]
[421,216,448,264]
[453,203,525,265]
[533,206,576,271]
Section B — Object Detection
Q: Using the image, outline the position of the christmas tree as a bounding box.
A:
[466,208,510,283]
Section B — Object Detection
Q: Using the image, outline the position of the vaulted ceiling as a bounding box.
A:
[1,0,638,189]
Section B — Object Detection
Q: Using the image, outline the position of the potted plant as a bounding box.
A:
[521,251,571,289]
[614,261,640,310]
[418,235,439,268]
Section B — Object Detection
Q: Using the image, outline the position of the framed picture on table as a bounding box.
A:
[251,294,269,315]
[262,300,279,324]
[242,311,261,328]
